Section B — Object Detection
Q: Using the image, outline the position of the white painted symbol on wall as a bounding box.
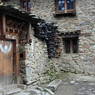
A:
[0,43,12,54]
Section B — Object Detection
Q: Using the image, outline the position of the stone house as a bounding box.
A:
[0,0,95,86]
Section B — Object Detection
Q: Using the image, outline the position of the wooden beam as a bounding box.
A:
[2,15,6,35]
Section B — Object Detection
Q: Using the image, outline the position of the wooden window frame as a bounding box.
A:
[55,0,76,15]
[62,31,80,54]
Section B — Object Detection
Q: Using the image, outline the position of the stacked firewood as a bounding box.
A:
[33,21,61,58]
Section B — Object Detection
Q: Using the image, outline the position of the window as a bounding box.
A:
[63,37,78,53]
[20,0,32,11]
[62,31,80,53]
[55,0,76,15]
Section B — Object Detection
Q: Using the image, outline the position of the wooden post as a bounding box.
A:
[65,0,67,13]
[2,15,6,36]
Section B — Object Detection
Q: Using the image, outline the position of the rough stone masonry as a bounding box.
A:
[22,0,95,84]
[5,0,95,84]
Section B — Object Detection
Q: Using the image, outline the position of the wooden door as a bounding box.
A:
[0,40,16,86]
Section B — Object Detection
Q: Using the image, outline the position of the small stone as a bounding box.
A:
[92,90,95,93]
[70,81,75,84]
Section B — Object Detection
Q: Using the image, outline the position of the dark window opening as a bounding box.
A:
[63,37,79,53]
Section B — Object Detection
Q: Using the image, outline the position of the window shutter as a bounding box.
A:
[72,37,78,53]
[64,38,70,53]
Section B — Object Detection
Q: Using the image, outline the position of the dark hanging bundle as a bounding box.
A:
[33,20,61,58]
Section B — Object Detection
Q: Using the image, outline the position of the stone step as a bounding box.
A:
[12,91,31,95]
[26,87,55,95]
[47,79,62,92]
[43,88,55,95]
[5,88,22,95]
[17,84,26,90]
[0,84,24,95]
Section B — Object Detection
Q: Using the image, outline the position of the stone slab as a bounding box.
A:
[47,79,62,92]
[6,88,22,95]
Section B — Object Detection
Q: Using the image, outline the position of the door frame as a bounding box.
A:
[0,37,17,83]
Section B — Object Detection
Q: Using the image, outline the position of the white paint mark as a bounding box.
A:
[0,43,12,54]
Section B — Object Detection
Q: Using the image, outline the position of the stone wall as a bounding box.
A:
[24,28,49,84]
[21,0,95,84]
[28,0,95,76]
